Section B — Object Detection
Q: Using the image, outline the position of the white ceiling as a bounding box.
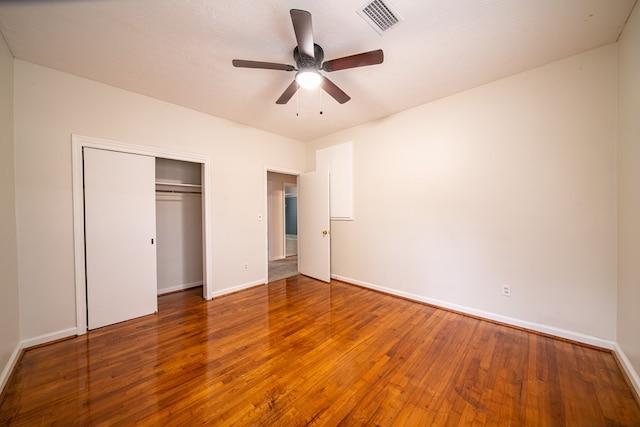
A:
[0,0,636,141]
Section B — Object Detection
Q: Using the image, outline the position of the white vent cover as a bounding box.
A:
[357,0,404,35]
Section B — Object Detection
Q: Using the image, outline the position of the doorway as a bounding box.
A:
[284,183,298,257]
[266,170,299,282]
[264,167,332,283]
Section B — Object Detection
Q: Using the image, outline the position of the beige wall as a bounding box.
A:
[617,3,640,388]
[0,33,20,387]
[308,45,618,343]
[4,17,638,393]
[267,171,298,260]
[13,60,306,341]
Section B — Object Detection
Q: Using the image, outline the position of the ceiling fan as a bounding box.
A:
[232,9,384,105]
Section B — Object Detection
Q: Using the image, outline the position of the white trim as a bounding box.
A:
[208,279,266,299]
[282,181,288,260]
[201,160,213,301]
[283,183,298,257]
[264,166,303,283]
[21,327,78,349]
[614,343,640,398]
[332,274,616,350]
[71,138,86,334]
[71,134,214,334]
[158,281,203,295]
[0,341,22,394]
[1,327,78,394]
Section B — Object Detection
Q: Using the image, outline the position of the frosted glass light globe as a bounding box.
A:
[295,70,322,90]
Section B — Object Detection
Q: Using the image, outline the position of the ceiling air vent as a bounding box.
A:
[357,0,404,35]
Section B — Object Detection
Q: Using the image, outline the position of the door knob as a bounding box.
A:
[322,230,330,235]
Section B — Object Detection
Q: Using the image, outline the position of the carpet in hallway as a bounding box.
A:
[268,255,298,282]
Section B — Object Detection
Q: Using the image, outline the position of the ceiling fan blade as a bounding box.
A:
[232,59,295,71]
[276,81,299,104]
[321,77,351,104]
[290,9,315,59]
[321,49,384,72]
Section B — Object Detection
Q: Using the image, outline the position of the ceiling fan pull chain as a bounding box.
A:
[319,88,324,115]
[296,84,300,117]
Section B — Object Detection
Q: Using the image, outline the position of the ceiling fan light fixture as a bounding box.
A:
[232,9,382,104]
[295,70,322,90]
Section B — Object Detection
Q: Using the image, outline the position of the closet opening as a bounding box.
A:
[155,158,204,298]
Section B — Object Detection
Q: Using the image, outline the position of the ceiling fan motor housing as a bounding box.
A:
[294,44,324,70]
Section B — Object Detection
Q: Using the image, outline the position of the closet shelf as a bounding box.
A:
[155,181,201,188]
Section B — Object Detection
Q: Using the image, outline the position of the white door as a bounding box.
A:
[84,148,158,329]
[298,169,331,282]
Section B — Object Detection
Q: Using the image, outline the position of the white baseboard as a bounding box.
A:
[332,274,616,350]
[21,327,78,350]
[157,281,203,295]
[614,343,640,399]
[1,327,77,394]
[207,279,266,299]
[0,341,22,394]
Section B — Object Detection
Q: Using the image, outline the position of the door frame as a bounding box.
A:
[72,134,213,335]
[264,166,302,282]
[283,182,298,257]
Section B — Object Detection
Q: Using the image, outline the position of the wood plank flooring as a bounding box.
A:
[1,275,639,426]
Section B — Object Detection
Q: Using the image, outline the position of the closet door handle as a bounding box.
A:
[151,238,154,245]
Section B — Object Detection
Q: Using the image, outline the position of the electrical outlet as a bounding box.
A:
[502,285,511,297]
[243,263,248,271]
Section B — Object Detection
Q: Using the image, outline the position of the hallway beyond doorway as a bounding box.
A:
[268,255,298,282]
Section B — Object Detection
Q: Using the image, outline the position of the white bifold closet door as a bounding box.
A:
[83,147,158,330]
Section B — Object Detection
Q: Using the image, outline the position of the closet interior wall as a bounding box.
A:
[155,158,203,295]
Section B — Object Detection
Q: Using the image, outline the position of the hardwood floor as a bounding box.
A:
[2,276,639,426]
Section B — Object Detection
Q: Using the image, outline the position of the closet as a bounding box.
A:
[75,135,211,331]
[155,158,203,295]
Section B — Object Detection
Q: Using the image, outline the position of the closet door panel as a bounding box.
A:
[84,148,158,329]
